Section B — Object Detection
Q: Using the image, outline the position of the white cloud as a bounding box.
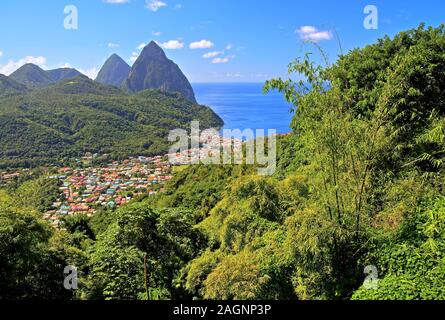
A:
[159,40,184,49]
[78,67,99,80]
[211,54,235,64]
[298,26,317,34]
[59,62,72,68]
[129,52,139,63]
[296,26,332,42]
[226,44,233,50]
[0,56,47,75]
[146,0,167,12]
[108,42,120,48]
[202,51,223,59]
[212,57,229,64]
[0,51,3,58]
[137,43,146,50]
[174,4,183,9]
[189,40,214,49]
[103,0,130,3]
[152,31,162,36]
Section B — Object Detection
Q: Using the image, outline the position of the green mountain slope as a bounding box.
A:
[0,74,29,97]
[41,75,125,96]
[0,76,223,168]
[8,64,84,89]
[9,64,54,88]
[122,41,197,103]
[46,68,83,82]
[95,54,131,87]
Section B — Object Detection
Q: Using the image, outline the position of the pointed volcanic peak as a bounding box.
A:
[122,41,197,103]
[95,54,131,87]
[46,68,83,82]
[9,63,53,88]
[0,74,29,97]
[139,40,168,60]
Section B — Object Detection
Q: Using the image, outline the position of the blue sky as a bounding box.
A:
[0,0,444,82]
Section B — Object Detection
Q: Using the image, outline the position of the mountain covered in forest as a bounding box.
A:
[0,76,222,168]
[1,24,445,302]
[9,64,84,88]
[0,41,222,168]
[47,68,83,82]
[9,64,54,88]
[95,54,131,87]
[0,74,28,97]
[122,41,197,103]
[2,41,197,103]
[96,43,196,102]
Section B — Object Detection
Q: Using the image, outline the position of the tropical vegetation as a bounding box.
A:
[1,24,444,300]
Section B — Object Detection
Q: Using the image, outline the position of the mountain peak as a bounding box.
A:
[95,54,131,87]
[9,64,53,88]
[16,63,44,72]
[123,41,197,103]
[109,53,125,61]
[148,40,161,49]
[46,67,83,82]
[140,41,167,60]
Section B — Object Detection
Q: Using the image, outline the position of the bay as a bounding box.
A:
[193,83,293,137]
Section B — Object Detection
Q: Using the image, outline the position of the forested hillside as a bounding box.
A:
[9,64,83,88]
[0,75,28,97]
[0,76,223,168]
[1,25,444,300]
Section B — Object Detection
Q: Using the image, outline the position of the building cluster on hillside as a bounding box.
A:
[0,171,21,184]
[43,156,173,227]
[168,134,243,165]
[0,170,30,187]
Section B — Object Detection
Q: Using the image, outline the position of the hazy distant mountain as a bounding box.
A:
[8,64,85,88]
[47,68,83,82]
[0,74,29,97]
[9,64,54,88]
[122,41,197,103]
[96,54,131,87]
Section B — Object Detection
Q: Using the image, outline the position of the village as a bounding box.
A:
[42,155,173,226]
[168,133,244,165]
[1,135,249,228]
[45,134,243,227]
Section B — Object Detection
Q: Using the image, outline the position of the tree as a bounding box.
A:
[83,203,206,300]
[0,203,75,299]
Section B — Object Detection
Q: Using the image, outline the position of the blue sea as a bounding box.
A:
[193,83,293,137]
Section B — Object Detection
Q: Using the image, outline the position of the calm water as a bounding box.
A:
[193,83,293,137]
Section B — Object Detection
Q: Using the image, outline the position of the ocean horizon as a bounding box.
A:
[193,82,293,138]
